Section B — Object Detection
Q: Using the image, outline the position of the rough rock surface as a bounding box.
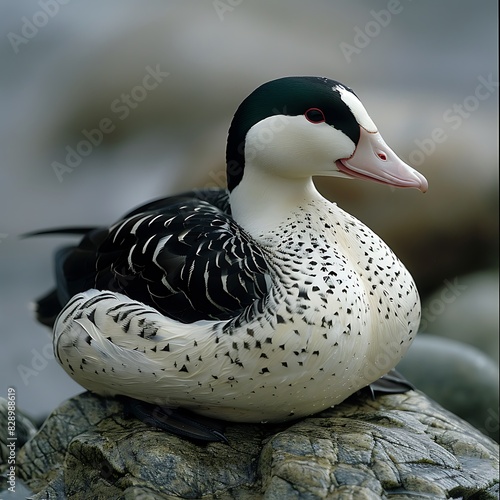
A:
[17,390,499,499]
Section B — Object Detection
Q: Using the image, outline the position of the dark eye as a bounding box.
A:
[305,108,326,124]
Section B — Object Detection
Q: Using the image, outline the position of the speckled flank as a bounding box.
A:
[54,195,420,423]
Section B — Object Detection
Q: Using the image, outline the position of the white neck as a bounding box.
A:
[229,165,325,237]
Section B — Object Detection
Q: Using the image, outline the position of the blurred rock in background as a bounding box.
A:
[421,271,499,363]
[398,334,499,442]
[0,1,497,427]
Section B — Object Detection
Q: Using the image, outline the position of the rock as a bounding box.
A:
[18,391,499,498]
[397,334,499,442]
[419,272,499,363]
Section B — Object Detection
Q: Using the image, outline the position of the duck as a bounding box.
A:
[34,76,428,442]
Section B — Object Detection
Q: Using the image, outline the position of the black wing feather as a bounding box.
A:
[35,188,269,326]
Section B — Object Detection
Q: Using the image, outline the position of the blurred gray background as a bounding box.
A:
[1,1,498,427]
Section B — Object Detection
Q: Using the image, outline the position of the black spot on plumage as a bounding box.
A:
[123,318,136,333]
[118,306,144,323]
[73,310,84,320]
[86,308,96,324]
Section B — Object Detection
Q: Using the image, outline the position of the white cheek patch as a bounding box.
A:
[334,84,378,133]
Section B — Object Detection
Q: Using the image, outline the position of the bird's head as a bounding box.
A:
[226,76,428,193]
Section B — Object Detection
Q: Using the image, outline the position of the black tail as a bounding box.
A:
[27,227,107,327]
[22,227,98,238]
[35,289,62,327]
